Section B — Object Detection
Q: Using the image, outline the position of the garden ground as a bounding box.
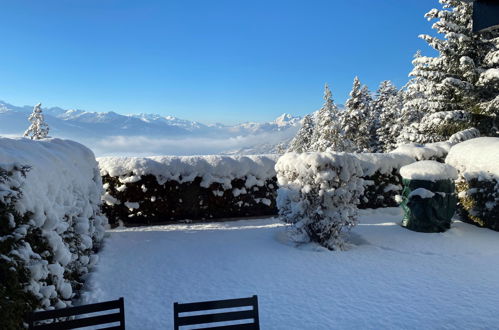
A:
[82,208,499,329]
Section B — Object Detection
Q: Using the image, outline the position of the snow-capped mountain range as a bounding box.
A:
[0,101,301,156]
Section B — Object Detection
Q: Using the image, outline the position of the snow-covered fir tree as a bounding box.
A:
[287,114,315,153]
[476,32,499,134]
[309,84,348,152]
[24,103,50,140]
[341,77,373,152]
[374,81,403,152]
[398,0,499,144]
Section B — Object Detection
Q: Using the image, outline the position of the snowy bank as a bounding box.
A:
[98,155,279,226]
[445,137,499,231]
[0,137,107,328]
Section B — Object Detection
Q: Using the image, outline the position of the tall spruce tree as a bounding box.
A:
[341,77,373,152]
[374,81,402,152]
[399,0,499,144]
[476,33,499,135]
[310,83,346,152]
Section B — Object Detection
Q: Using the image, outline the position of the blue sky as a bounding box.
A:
[0,0,438,124]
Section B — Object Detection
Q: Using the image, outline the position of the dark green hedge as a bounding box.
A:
[0,166,40,329]
[358,169,403,209]
[456,176,499,231]
[102,174,278,227]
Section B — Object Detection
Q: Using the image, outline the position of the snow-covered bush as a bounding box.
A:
[276,152,364,250]
[0,138,106,328]
[353,153,414,209]
[446,137,499,230]
[99,155,278,226]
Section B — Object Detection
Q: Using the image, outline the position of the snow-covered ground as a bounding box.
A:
[83,208,499,329]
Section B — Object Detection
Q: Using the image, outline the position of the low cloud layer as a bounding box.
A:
[84,129,297,157]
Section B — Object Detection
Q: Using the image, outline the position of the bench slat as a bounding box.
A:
[177,310,256,326]
[175,296,256,313]
[31,312,122,330]
[200,323,259,330]
[28,298,123,321]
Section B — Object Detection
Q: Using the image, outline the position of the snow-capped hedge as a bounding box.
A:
[391,141,452,162]
[445,137,499,230]
[0,138,107,328]
[98,155,279,226]
[352,153,414,209]
[400,160,458,182]
[276,152,364,250]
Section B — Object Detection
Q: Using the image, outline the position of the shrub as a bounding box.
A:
[0,138,107,328]
[276,152,364,250]
[446,137,499,231]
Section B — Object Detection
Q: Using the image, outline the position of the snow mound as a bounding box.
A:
[400,160,458,181]
[352,153,414,176]
[391,142,452,161]
[98,155,279,188]
[445,137,499,179]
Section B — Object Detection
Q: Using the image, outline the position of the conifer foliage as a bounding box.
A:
[374,81,403,152]
[288,114,315,153]
[341,77,373,152]
[398,0,499,144]
[310,83,346,152]
[24,103,50,140]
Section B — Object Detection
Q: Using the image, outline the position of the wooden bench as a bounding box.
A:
[27,297,125,329]
[173,295,260,330]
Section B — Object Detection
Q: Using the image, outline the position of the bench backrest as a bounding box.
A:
[27,297,125,329]
[173,295,260,330]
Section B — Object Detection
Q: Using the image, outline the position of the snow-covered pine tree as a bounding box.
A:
[374,81,403,152]
[287,114,315,153]
[310,83,347,152]
[476,32,499,135]
[24,103,50,140]
[398,0,499,144]
[341,77,373,152]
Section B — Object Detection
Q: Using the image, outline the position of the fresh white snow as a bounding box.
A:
[400,160,458,181]
[408,188,435,199]
[82,208,499,329]
[391,142,452,161]
[445,137,499,179]
[98,155,278,188]
[352,153,414,176]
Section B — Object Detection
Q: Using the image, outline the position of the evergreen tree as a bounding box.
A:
[476,34,499,135]
[399,0,499,143]
[287,114,315,153]
[24,103,49,140]
[310,83,346,152]
[341,77,372,152]
[374,81,402,152]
